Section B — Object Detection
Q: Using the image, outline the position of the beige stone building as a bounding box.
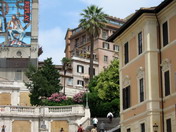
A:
[108,0,176,131]
[62,16,125,96]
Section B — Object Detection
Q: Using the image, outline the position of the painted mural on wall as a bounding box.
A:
[0,0,32,47]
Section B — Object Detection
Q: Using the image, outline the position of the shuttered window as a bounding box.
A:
[77,65,84,73]
[141,123,145,132]
[123,86,131,110]
[163,21,168,46]
[166,118,172,132]
[164,71,170,96]
[139,78,144,102]
[124,42,129,64]
[138,32,143,54]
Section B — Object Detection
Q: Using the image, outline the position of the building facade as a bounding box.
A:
[62,17,125,96]
[108,0,176,131]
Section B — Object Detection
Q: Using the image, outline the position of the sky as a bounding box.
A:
[39,0,163,65]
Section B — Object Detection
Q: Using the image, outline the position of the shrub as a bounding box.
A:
[47,93,67,102]
[73,92,85,103]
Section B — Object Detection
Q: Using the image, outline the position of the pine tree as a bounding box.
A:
[25,58,62,105]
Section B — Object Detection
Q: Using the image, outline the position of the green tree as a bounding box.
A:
[87,59,120,117]
[80,5,107,80]
[95,59,119,101]
[25,58,62,105]
[61,57,71,95]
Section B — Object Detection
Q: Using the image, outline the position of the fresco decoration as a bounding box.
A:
[0,0,32,47]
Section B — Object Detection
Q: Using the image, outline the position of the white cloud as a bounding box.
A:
[39,27,65,65]
[80,0,163,18]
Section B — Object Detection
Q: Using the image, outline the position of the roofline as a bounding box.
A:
[107,0,174,42]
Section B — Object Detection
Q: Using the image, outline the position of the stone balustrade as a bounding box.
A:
[0,105,85,117]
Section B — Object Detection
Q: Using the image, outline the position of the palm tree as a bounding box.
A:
[61,57,71,95]
[80,5,107,80]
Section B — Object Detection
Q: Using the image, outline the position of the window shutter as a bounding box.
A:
[166,118,172,132]
[165,71,170,96]
[82,66,84,73]
[108,43,109,49]
[77,65,79,73]
[163,21,168,46]
[103,42,105,48]
[124,42,129,64]
[123,88,126,109]
[127,86,130,108]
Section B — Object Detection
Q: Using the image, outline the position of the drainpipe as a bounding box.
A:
[155,12,165,132]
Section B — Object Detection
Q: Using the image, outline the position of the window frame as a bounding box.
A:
[124,42,129,64]
[138,32,143,55]
[123,85,131,110]
[77,65,84,73]
[15,69,23,81]
[77,80,84,87]
[103,42,109,49]
[164,70,171,96]
[162,21,169,47]
[104,55,108,62]
[166,118,172,132]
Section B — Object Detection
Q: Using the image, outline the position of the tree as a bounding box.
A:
[87,59,120,117]
[25,58,62,105]
[61,57,71,95]
[95,59,119,101]
[80,5,107,80]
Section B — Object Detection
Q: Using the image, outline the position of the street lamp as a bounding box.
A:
[83,74,89,109]
[153,123,158,132]
[39,96,47,130]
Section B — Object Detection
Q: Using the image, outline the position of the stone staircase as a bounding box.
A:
[85,117,120,132]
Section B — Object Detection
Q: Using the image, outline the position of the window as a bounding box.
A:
[89,67,95,75]
[140,123,145,132]
[104,56,108,62]
[77,65,84,73]
[15,70,22,81]
[77,80,84,86]
[166,118,172,132]
[113,45,119,51]
[102,30,108,39]
[164,71,170,96]
[175,73,176,90]
[138,32,143,54]
[87,46,90,51]
[67,78,73,86]
[139,78,144,102]
[124,42,129,64]
[82,35,86,44]
[123,86,130,110]
[103,42,109,49]
[75,38,79,47]
[163,21,168,46]
[127,128,131,132]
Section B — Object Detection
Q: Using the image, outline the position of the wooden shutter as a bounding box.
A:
[127,86,130,108]
[124,42,129,64]
[166,118,172,132]
[163,21,168,46]
[123,88,126,110]
[82,66,84,73]
[165,71,170,96]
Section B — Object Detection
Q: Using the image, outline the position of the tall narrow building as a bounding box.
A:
[62,16,125,96]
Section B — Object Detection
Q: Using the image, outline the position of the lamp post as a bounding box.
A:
[153,123,158,132]
[83,74,89,109]
[39,96,47,130]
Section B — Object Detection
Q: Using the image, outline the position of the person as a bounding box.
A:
[60,128,64,132]
[107,112,114,123]
[77,124,83,132]
[7,14,25,45]
[99,121,105,132]
[91,127,97,132]
[1,125,5,132]
[92,117,98,128]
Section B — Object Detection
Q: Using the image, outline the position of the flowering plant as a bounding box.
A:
[47,93,67,102]
[73,92,85,103]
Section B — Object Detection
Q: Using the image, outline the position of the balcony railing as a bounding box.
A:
[0,105,85,117]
